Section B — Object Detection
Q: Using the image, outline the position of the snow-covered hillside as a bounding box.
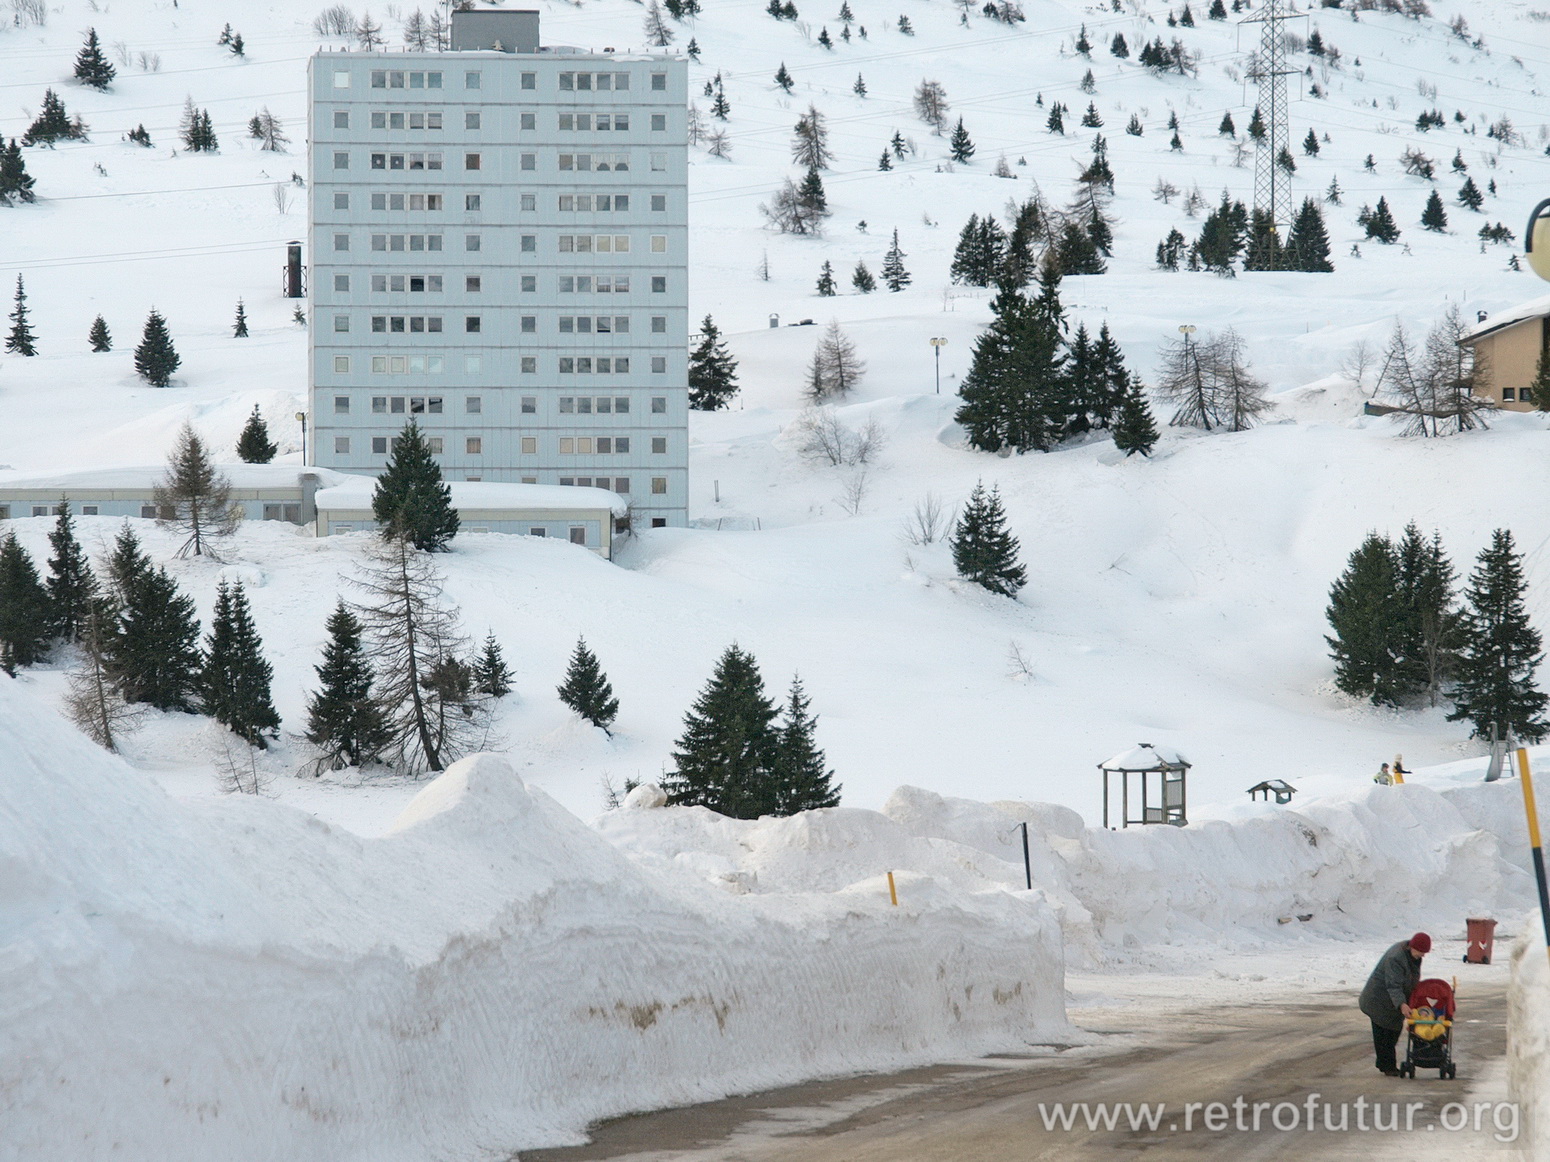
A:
[3,0,1550,816]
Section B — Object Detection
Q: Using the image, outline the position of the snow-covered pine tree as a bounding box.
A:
[1125,113,1143,136]
[134,309,181,386]
[558,636,620,733]
[881,229,911,290]
[878,148,892,170]
[1421,189,1448,232]
[949,117,975,163]
[304,601,390,772]
[22,89,85,146]
[1056,217,1106,275]
[688,314,741,409]
[851,260,876,293]
[0,531,50,674]
[897,15,914,34]
[1288,197,1334,272]
[1361,196,1400,243]
[1458,176,1484,211]
[472,632,512,698]
[371,421,460,551]
[45,499,98,644]
[816,260,837,296]
[891,129,907,159]
[711,78,731,120]
[1063,324,1101,438]
[202,580,280,748]
[127,124,152,147]
[686,37,700,60]
[950,482,1027,597]
[1325,532,1403,704]
[1046,103,1065,134]
[0,138,37,205]
[1155,227,1188,269]
[1111,32,1129,57]
[1244,207,1283,271]
[1247,106,1266,139]
[817,24,833,47]
[232,299,249,338]
[853,73,867,97]
[1218,111,1236,136]
[218,22,234,46]
[1080,102,1103,128]
[6,275,37,356]
[88,314,111,351]
[236,405,277,464]
[774,62,794,92]
[1391,523,1461,706]
[103,526,204,712]
[1074,23,1092,55]
[665,644,782,817]
[1448,529,1548,743]
[154,423,238,557]
[73,28,116,91]
[1090,322,1134,428]
[1112,379,1159,456]
[769,676,840,812]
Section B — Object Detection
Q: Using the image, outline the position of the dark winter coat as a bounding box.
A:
[1359,940,1421,1030]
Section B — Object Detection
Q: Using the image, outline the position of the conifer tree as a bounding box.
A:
[155,423,238,557]
[558,636,619,733]
[1458,176,1484,211]
[1325,532,1402,704]
[891,129,907,159]
[774,62,794,92]
[1362,197,1400,243]
[688,314,741,410]
[1156,227,1188,270]
[769,676,840,812]
[817,24,833,47]
[1391,523,1460,706]
[954,265,1069,452]
[472,632,512,698]
[1421,189,1448,232]
[1448,529,1548,743]
[65,601,138,751]
[1532,352,1550,414]
[88,314,111,352]
[1081,102,1103,128]
[853,73,867,97]
[791,105,833,170]
[929,102,968,157]
[881,229,911,290]
[127,124,152,148]
[134,309,181,386]
[950,482,1026,597]
[7,275,37,356]
[0,531,50,674]
[232,299,249,338]
[1248,106,1266,140]
[1218,111,1236,136]
[1090,322,1134,428]
[305,601,390,773]
[74,28,116,90]
[203,580,280,747]
[23,89,85,147]
[1287,197,1334,272]
[1302,128,1319,156]
[45,499,97,644]
[103,526,203,712]
[878,148,892,171]
[1111,32,1129,57]
[665,644,781,817]
[1046,103,1065,134]
[0,138,37,205]
[1112,379,1159,456]
[644,0,675,47]
[816,260,837,296]
[371,421,460,551]
[236,405,277,463]
[1074,24,1092,55]
[851,260,876,293]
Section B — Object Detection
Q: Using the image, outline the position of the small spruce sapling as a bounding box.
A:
[558,636,619,734]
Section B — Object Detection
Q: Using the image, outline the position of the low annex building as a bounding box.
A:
[1459,294,1550,411]
[0,465,627,557]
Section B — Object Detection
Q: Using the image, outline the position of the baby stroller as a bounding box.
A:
[1399,978,1456,1080]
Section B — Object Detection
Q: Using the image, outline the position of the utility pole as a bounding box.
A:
[1243,0,1297,267]
[930,336,947,394]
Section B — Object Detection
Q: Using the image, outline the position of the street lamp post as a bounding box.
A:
[295,411,307,465]
[930,336,948,394]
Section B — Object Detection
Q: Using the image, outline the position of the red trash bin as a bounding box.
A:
[1465,917,1497,964]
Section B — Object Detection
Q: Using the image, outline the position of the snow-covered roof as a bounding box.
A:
[314,475,629,516]
[0,464,350,492]
[1099,744,1191,771]
[1461,294,1550,344]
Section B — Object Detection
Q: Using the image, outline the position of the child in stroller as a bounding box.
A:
[1399,978,1456,1079]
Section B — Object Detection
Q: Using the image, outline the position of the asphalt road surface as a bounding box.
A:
[517,980,1514,1161]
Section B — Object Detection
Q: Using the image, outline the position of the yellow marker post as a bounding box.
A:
[886,871,898,907]
[1514,748,1550,970]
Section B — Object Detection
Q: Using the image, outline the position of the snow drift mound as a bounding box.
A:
[0,683,1066,1162]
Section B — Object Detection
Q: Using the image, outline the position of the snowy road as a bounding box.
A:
[517,980,1514,1161]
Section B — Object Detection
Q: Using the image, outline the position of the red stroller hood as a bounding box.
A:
[1409,978,1455,1018]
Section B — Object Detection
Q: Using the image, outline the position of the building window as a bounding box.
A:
[651,234,668,253]
[373,396,387,412]
[333,194,350,214]
[651,72,667,90]
[334,315,351,333]
[569,527,587,546]
[1502,387,1517,401]
[529,527,547,537]
[465,111,481,130]
[651,276,667,293]
[427,437,444,454]
[465,316,481,333]
[334,436,351,454]
[465,71,481,89]
[651,396,667,414]
[650,152,667,171]
[521,396,537,413]
[334,356,351,373]
[520,316,536,333]
[521,275,537,292]
[334,273,351,292]
[521,436,537,453]
[334,233,350,252]
[464,152,481,171]
[466,437,482,454]
[651,194,667,212]
[372,437,388,454]
[651,477,668,495]
[78,504,98,515]
[139,504,157,519]
[333,110,350,129]
[466,234,481,251]
[651,517,667,529]
[520,153,536,171]
[520,112,536,130]
[333,150,349,170]
[521,356,537,373]
[650,315,667,334]
[334,395,350,414]
[521,193,536,211]
[466,395,482,413]
[334,70,351,88]
[651,356,667,373]
[520,71,536,89]
[520,234,536,252]
[652,436,667,454]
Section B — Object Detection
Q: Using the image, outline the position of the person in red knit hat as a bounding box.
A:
[1358,933,1431,1075]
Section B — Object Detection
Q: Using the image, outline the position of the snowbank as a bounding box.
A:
[1510,932,1550,1158]
[0,682,1066,1161]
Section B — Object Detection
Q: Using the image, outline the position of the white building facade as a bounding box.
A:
[307,10,688,529]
